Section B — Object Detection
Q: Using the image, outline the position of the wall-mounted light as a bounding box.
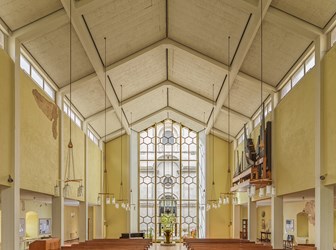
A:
[54,181,60,197]
[7,174,14,183]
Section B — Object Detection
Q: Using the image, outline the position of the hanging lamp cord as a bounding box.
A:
[260,0,264,126]
[69,0,72,143]
[104,37,107,174]
[227,36,231,174]
[120,85,123,200]
[212,84,215,201]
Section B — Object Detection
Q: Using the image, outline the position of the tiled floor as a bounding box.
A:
[149,243,187,250]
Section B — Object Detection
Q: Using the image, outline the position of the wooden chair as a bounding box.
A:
[283,234,294,249]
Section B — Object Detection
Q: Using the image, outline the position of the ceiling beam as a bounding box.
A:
[121,81,166,106]
[103,129,126,143]
[211,128,234,143]
[85,106,114,123]
[130,106,207,129]
[59,72,98,94]
[206,0,272,134]
[221,106,251,123]
[130,107,170,127]
[236,72,276,92]
[61,0,130,134]
[75,0,112,15]
[106,38,167,72]
[169,106,207,128]
[104,37,274,92]
[168,80,214,105]
[121,80,213,106]
[267,7,323,39]
[0,17,12,36]
[324,13,336,34]
[12,9,68,43]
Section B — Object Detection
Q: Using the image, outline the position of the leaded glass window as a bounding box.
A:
[139,119,199,241]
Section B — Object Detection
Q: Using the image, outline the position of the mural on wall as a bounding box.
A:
[304,201,315,225]
[32,89,58,139]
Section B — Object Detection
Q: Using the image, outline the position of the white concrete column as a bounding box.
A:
[93,206,104,239]
[247,198,257,242]
[78,201,88,241]
[52,197,64,245]
[315,35,334,250]
[270,92,283,248]
[93,148,104,239]
[232,205,241,238]
[52,92,64,245]
[130,130,138,232]
[1,37,21,250]
[78,132,89,241]
[271,196,283,248]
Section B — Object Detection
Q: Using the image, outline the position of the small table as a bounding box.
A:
[260,231,271,242]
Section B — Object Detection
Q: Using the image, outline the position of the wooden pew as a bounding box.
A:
[187,243,272,250]
[183,239,271,250]
[61,238,151,250]
[294,246,316,250]
[184,238,251,246]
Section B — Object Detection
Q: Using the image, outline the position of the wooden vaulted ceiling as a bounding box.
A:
[1,0,335,141]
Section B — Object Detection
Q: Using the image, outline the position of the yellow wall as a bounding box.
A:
[206,134,231,238]
[63,114,85,201]
[274,69,316,196]
[283,201,315,244]
[19,199,52,238]
[26,211,39,238]
[20,72,59,195]
[88,140,101,204]
[64,206,79,241]
[323,45,336,185]
[105,135,130,238]
[20,200,52,219]
[0,49,14,186]
[256,206,271,238]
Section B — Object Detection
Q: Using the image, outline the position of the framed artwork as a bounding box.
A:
[39,218,52,235]
[19,218,25,237]
[285,219,294,232]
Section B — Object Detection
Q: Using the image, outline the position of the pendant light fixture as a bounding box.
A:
[62,0,83,198]
[207,84,219,212]
[117,85,129,210]
[98,37,115,205]
[227,35,231,174]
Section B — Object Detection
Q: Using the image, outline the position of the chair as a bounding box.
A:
[283,235,294,249]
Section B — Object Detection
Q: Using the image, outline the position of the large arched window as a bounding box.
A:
[139,119,198,241]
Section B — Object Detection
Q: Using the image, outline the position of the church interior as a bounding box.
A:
[0,0,336,249]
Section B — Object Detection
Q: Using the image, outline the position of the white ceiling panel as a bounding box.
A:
[168,111,204,132]
[168,46,226,100]
[214,111,246,137]
[65,79,110,118]
[83,0,166,65]
[169,0,251,64]
[240,18,312,87]
[89,110,121,137]
[169,87,212,123]
[123,86,167,123]
[132,111,167,132]
[24,23,95,88]
[223,79,269,117]
[0,0,62,30]
[108,46,166,100]
[271,0,336,28]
